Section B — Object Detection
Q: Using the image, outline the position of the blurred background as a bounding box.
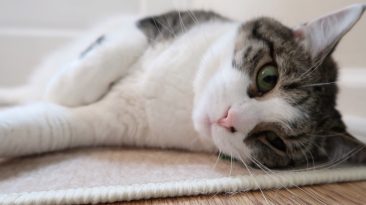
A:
[0,0,365,86]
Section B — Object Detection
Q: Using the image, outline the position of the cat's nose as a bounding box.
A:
[217,109,237,133]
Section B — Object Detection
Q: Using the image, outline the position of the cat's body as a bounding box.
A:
[0,5,365,168]
[0,12,235,154]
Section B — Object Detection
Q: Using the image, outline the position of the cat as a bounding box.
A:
[0,4,365,168]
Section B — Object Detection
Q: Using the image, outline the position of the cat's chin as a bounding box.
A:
[210,125,252,163]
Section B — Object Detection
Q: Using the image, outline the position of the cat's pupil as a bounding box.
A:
[266,132,286,152]
[263,75,277,84]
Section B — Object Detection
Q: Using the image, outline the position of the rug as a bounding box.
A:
[0,147,365,205]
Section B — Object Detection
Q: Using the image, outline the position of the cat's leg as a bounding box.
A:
[45,18,148,107]
[0,98,146,157]
[0,85,37,107]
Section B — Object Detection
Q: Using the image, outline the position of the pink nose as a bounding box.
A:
[217,109,235,130]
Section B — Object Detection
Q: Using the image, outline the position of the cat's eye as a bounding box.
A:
[259,132,287,155]
[256,65,279,94]
[265,132,286,152]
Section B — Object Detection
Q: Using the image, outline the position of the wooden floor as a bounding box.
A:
[103,181,366,205]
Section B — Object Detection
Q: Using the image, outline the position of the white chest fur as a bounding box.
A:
[134,22,238,152]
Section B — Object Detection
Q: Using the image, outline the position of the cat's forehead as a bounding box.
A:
[236,17,294,47]
[233,18,295,76]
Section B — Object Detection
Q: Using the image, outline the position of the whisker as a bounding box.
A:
[304,141,316,168]
[248,158,303,204]
[187,10,200,25]
[232,149,271,205]
[295,29,346,83]
[178,10,187,33]
[300,81,336,88]
[326,145,364,169]
[212,150,222,170]
[249,156,327,205]
[229,151,233,177]
[209,150,223,199]
[298,141,310,169]
[288,144,363,172]
[311,132,348,138]
[296,41,338,81]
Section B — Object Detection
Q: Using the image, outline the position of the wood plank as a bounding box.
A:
[102,181,366,205]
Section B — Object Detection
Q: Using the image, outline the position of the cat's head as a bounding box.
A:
[193,4,366,168]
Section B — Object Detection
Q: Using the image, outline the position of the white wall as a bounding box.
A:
[0,0,365,86]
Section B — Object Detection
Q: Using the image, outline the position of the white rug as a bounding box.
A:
[0,147,365,205]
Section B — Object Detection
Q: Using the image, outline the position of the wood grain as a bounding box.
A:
[102,181,366,205]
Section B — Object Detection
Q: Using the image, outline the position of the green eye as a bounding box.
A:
[256,65,279,94]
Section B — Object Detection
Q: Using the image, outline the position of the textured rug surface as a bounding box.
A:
[0,83,366,205]
[0,148,248,195]
[0,147,366,205]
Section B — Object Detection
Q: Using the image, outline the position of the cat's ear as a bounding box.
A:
[324,132,366,164]
[294,4,365,60]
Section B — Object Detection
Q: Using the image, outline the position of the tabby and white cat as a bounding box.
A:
[0,4,365,168]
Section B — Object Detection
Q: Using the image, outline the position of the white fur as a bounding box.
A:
[0,6,364,163]
[45,17,148,106]
[0,19,242,157]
